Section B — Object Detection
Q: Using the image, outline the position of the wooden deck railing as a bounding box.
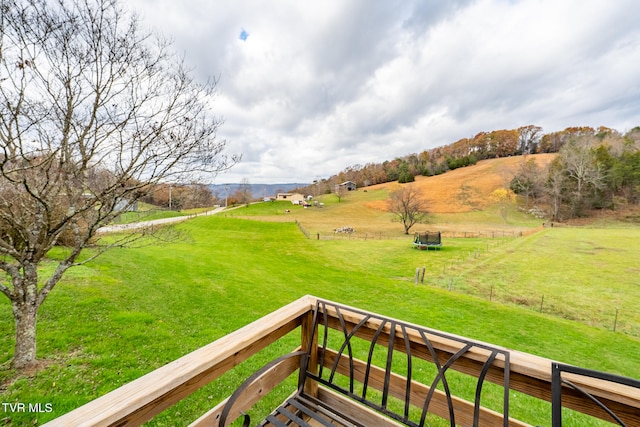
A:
[42,295,640,427]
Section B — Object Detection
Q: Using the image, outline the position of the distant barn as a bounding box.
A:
[336,181,357,192]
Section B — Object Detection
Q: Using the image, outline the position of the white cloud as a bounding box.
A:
[128,0,640,183]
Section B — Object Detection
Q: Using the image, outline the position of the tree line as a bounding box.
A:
[511,129,640,220]
[140,183,218,210]
[298,125,640,220]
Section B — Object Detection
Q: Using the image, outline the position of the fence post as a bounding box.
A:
[614,307,619,332]
[421,266,426,283]
[414,268,420,284]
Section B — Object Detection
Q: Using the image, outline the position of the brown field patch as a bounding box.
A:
[241,154,555,236]
[364,200,388,211]
[366,154,556,213]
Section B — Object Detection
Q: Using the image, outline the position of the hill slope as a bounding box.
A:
[366,154,556,213]
[226,154,555,236]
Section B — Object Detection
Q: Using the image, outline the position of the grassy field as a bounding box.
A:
[224,156,557,238]
[226,192,542,239]
[1,214,639,425]
[450,227,640,335]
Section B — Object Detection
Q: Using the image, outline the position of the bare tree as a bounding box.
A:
[388,185,429,234]
[185,184,216,209]
[0,0,238,369]
[510,156,543,208]
[560,136,605,215]
[562,137,605,194]
[517,125,543,154]
[544,158,568,221]
[238,178,253,205]
[334,183,348,202]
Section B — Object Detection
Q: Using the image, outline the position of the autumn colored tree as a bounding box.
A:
[383,159,401,182]
[448,138,472,158]
[490,188,516,223]
[538,127,595,153]
[471,132,490,159]
[495,130,519,157]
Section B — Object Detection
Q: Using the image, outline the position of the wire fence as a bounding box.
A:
[429,273,637,337]
[296,220,637,336]
[295,220,540,241]
[411,235,638,337]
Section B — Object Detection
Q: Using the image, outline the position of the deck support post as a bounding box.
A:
[301,310,318,397]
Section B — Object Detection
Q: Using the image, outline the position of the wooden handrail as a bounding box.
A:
[315,298,640,425]
[42,295,640,426]
[42,295,315,427]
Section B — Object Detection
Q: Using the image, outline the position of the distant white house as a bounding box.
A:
[276,193,305,204]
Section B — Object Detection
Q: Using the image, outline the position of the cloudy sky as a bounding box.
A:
[129,0,640,184]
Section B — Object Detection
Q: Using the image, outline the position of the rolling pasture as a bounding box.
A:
[0,212,638,425]
[1,156,639,425]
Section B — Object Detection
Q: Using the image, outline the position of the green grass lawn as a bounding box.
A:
[448,227,640,335]
[1,215,639,425]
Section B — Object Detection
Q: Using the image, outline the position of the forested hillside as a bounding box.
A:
[299,125,640,221]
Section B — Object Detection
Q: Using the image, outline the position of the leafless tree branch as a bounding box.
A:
[0,0,238,369]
